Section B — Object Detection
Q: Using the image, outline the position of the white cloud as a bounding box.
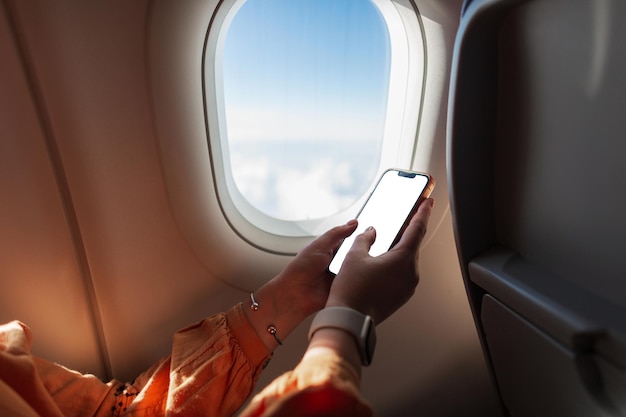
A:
[273,159,356,220]
[230,153,271,204]
[230,150,361,221]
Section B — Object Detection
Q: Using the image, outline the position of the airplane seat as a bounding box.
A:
[448,0,626,416]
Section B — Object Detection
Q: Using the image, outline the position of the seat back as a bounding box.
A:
[448,0,626,415]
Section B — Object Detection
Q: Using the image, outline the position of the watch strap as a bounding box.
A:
[308,306,376,366]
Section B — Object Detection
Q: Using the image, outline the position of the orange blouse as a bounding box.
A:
[0,304,373,417]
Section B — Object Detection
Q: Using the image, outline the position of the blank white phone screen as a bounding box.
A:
[328,170,429,275]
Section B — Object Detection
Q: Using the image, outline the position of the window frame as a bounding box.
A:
[203,0,426,254]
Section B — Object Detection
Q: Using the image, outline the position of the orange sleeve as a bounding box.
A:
[155,302,273,417]
[239,350,373,417]
[3,309,372,417]
[1,304,273,417]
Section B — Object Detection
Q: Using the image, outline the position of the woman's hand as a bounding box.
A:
[326,198,434,324]
[267,219,358,318]
[246,220,358,350]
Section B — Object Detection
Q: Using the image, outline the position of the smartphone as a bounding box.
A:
[328,169,435,275]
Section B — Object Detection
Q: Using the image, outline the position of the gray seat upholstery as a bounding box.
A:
[448,0,626,415]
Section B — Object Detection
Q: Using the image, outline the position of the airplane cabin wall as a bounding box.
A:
[0,0,250,380]
[0,0,501,415]
[0,2,107,376]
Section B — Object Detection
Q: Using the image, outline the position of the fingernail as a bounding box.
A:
[347,219,357,226]
[366,226,374,231]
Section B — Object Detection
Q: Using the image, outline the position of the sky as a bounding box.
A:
[221,0,391,221]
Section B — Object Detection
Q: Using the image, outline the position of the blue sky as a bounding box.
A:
[220,0,390,220]
[224,0,390,118]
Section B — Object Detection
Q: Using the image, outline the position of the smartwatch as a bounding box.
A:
[308,306,377,366]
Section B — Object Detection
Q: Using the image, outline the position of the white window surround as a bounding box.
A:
[203,0,426,251]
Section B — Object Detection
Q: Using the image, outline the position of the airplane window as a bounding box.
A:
[222,0,389,221]
[205,0,424,246]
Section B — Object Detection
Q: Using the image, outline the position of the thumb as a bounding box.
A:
[350,226,377,255]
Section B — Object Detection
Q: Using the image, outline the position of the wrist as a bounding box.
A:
[244,281,308,350]
[306,328,362,377]
[324,296,373,320]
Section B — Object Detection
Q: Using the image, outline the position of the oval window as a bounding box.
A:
[205,0,424,248]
